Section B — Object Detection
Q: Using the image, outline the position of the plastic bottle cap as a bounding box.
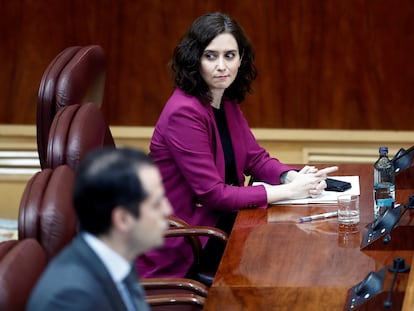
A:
[379,146,388,154]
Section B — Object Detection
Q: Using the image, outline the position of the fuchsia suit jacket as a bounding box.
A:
[137,88,295,278]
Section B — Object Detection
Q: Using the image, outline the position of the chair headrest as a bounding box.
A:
[18,165,77,259]
[55,46,106,109]
[46,103,113,170]
[37,45,106,169]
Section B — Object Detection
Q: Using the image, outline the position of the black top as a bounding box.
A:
[213,106,239,186]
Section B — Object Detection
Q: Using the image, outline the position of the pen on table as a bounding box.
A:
[298,211,338,223]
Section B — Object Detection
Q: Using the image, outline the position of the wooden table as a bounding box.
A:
[203,164,414,311]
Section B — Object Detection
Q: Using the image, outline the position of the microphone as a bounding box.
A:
[346,268,386,310]
[380,195,414,244]
[363,194,414,248]
[383,257,410,308]
[392,145,414,174]
[364,203,401,246]
[382,207,407,244]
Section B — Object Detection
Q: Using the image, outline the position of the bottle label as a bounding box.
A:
[374,185,395,198]
[376,198,395,207]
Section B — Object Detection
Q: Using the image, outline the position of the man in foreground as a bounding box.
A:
[27,147,172,311]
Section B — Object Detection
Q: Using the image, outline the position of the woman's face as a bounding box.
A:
[199,33,241,93]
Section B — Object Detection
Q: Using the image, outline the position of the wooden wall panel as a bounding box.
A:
[1,0,414,130]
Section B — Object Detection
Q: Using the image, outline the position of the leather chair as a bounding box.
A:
[146,293,205,310]
[17,164,206,310]
[32,101,226,306]
[0,239,48,311]
[142,260,208,309]
[18,165,77,260]
[46,103,114,170]
[45,101,228,274]
[166,216,228,287]
[17,157,207,310]
[141,220,228,310]
[37,45,114,169]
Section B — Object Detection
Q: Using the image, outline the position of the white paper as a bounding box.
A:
[253,176,360,205]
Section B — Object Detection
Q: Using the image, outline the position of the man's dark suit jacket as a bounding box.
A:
[26,235,149,311]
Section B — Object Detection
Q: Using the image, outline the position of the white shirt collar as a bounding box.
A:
[82,232,131,283]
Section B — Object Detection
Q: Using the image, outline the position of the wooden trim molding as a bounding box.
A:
[0,125,412,219]
[0,125,412,176]
[0,125,411,175]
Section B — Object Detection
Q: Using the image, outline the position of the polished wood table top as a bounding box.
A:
[204,164,414,311]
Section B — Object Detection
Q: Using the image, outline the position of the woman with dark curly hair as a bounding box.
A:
[137,12,337,283]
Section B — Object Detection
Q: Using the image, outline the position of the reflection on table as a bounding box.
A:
[203,164,414,311]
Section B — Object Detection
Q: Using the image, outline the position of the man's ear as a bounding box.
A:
[112,207,133,233]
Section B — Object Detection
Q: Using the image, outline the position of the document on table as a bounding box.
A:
[253,176,360,205]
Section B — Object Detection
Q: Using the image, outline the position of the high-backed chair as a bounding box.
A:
[165,216,228,287]
[18,165,77,260]
[46,103,114,170]
[45,101,218,267]
[37,45,114,169]
[34,101,226,304]
[17,163,207,309]
[140,218,222,310]
[0,239,48,311]
[17,172,208,310]
[146,293,205,310]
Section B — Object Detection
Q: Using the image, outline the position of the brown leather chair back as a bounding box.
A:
[18,165,77,259]
[0,239,47,311]
[37,45,114,169]
[46,103,114,170]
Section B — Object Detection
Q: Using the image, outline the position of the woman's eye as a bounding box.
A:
[226,52,236,59]
[204,53,216,60]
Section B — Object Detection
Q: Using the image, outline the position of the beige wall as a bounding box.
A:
[1,125,412,219]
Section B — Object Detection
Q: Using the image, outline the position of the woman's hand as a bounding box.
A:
[289,165,338,198]
[266,166,338,203]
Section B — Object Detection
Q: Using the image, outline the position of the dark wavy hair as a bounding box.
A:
[171,12,257,104]
[73,147,154,235]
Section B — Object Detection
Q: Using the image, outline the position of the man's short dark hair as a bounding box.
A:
[73,147,154,235]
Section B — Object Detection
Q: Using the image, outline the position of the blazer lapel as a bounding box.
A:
[74,237,129,311]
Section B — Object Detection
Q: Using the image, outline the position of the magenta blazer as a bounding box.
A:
[137,88,295,278]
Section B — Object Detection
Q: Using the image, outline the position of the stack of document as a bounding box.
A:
[253,176,360,205]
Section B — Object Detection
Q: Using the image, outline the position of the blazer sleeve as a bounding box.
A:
[164,103,273,211]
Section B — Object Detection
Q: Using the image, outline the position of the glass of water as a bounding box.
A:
[337,194,360,227]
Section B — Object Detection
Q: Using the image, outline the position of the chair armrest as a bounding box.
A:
[168,215,191,227]
[165,217,229,268]
[140,277,208,297]
[145,293,205,307]
[164,216,230,287]
[165,227,228,244]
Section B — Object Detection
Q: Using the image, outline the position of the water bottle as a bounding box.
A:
[373,146,395,218]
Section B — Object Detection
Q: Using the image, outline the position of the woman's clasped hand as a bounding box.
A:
[266,166,339,203]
